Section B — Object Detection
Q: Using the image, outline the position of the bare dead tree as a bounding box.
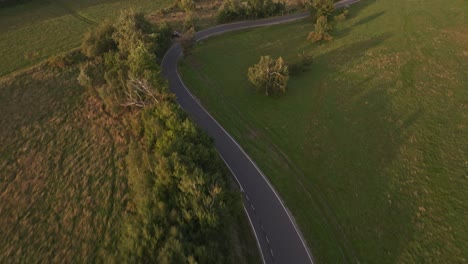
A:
[120,78,160,108]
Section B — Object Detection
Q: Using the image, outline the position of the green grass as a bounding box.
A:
[0,0,171,77]
[179,0,468,262]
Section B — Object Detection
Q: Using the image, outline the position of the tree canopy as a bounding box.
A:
[248,55,289,96]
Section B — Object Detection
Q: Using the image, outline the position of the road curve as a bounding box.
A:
[161,1,359,263]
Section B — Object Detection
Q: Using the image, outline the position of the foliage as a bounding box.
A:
[217,0,240,23]
[81,21,117,58]
[122,100,233,263]
[248,55,289,96]
[307,0,334,18]
[217,0,285,23]
[112,10,156,56]
[76,10,237,263]
[180,27,196,57]
[47,50,85,70]
[179,0,196,13]
[307,15,333,43]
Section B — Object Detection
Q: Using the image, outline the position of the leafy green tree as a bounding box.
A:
[308,0,334,18]
[180,27,196,57]
[112,10,155,56]
[81,21,116,58]
[248,56,289,96]
[307,15,333,43]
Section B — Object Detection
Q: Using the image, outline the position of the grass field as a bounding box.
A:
[180,0,468,262]
[0,61,260,262]
[0,62,129,262]
[0,0,172,77]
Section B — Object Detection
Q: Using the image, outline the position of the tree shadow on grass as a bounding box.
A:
[353,10,385,26]
[298,33,419,263]
[332,0,382,40]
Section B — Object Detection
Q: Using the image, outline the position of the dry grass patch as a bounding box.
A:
[0,64,128,262]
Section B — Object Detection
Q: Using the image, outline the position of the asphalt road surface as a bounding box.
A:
[161,1,359,263]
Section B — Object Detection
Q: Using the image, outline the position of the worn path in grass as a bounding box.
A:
[161,1,358,263]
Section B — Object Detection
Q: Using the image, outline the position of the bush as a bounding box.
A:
[217,0,285,23]
[81,21,116,58]
[112,10,155,56]
[307,15,333,43]
[47,54,71,69]
[307,0,334,18]
[217,0,241,23]
[180,27,196,57]
[248,55,289,96]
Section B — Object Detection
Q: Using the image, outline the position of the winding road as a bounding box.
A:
[161,1,359,263]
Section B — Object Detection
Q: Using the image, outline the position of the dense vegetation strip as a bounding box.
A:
[77,10,244,262]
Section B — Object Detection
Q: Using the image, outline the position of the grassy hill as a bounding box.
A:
[0,0,171,76]
[180,0,468,262]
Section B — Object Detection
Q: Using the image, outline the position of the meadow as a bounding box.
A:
[180,0,468,262]
[0,61,129,261]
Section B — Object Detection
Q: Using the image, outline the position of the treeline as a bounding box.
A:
[218,0,286,23]
[78,10,238,263]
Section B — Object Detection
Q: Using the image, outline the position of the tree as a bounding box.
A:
[309,0,335,18]
[248,56,289,96]
[180,27,196,57]
[307,15,333,43]
[81,21,116,58]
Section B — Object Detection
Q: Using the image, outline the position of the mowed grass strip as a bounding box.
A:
[179,0,467,262]
[0,0,171,77]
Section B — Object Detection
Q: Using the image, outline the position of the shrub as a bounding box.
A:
[112,10,155,56]
[47,54,70,69]
[248,55,289,96]
[81,21,116,58]
[217,0,285,23]
[308,0,334,18]
[154,23,173,59]
[307,15,333,43]
[217,0,241,23]
[180,27,196,57]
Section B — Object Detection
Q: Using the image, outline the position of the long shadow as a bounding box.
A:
[331,0,386,40]
[299,32,418,263]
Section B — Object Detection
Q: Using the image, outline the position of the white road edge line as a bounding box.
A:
[220,154,267,264]
[244,205,267,264]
